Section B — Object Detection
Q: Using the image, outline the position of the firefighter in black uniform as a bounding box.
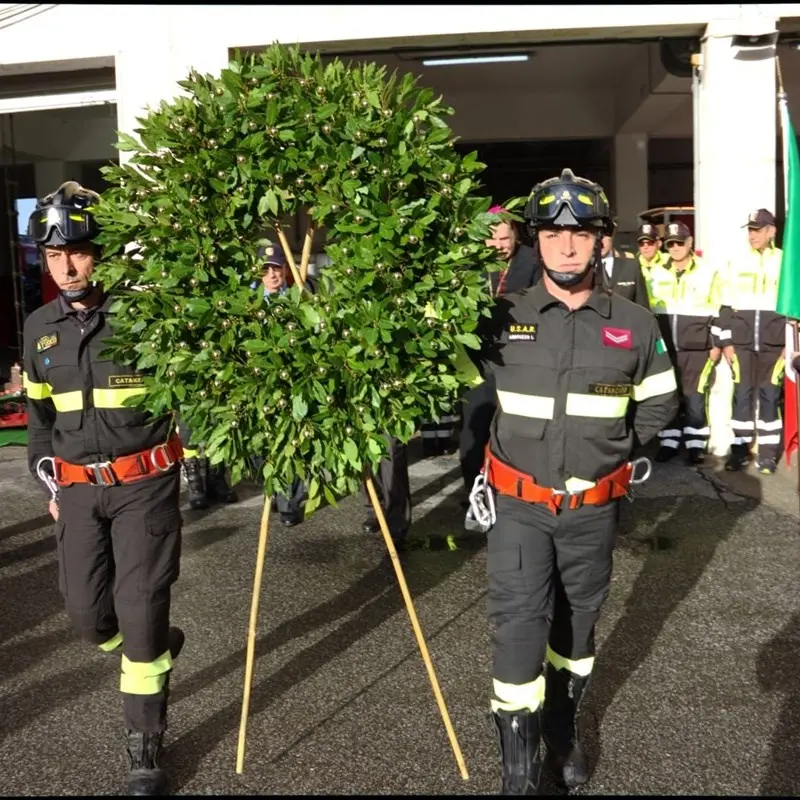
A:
[599,220,650,308]
[23,183,184,796]
[178,424,239,510]
[461,169,678,794]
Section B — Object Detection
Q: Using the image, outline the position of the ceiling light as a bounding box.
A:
[0,89,116,114]
[421,54,529,67]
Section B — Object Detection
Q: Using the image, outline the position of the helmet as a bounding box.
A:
[524,168,611,233]
[27,181,100,247]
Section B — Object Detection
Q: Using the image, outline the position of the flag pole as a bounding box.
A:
[777,56,800,504]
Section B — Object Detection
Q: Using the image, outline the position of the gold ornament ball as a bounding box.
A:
[324,303,331,313]
[382,109,392,118]
[346,426,354,435]
[461,246,470,256]
[208,254,218,263]
[269,126,278,136]
[216,170,225,179]
[216,299,225,309]
[267,92,275,100]
[331,204,340,213]
[288,336,296,346]
[161,270,169,278]
[426,318,436,327]
[441,172,451,181]
[412,114,420,123]
[304,113,313,122]
[215,87,224,96]
[172,222,181,231]
[167,369,176,378]
[381,168,390,177]
[451,277,460,287]
[319,163,328,171]
[398,180,407,189]
[249,77,258,86]
[199,225,210,234]
[322,124,331,134]
[231,420,238,428]
[279,370,289,380]
[374,348,382,357]
[214,379,222,387]
[354,130,362,139]
[190,278,198,287]
[343,329,350,338]
[349,169,357,178]
[173,304,181,313]
[248,121,257,130]
[355,215,364,224]
[152,236,161,245]
[150,342,157,350]
[326,395,334,404]
[222,319,231,329]
[262,404,269,413]
[256,309,266,319]
[237,154,246,163]
[187,126,196,135]
[253,367,261,375]
[187,321,196,329]
[392,271,402,281]
[189,197,198,205]
[200,340,209,348]
[212,350,221,359]
[408,235,419,244]
[199,389,207,398]
[278,398,287,408]
[361,99,369,107]
[296,177,305,187]
[454,226,464,237]
[208,138,217,148]
[378,137,387,146]
[341,246,348,254]
[345,267,353,276]
[316,366,326,375]
[442,186,452,196]
[274,173,283,183]
[179,340,188,348]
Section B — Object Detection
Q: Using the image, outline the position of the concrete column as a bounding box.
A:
[612,133,649,234]
[695,16,777,267]
[695,14,778,456]
[34,160,78,199]
[115,7,229,164]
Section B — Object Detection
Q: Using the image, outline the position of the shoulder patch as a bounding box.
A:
[36,333,59,353]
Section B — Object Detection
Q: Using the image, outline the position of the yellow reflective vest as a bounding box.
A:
[715,245,785,350]
[646,255,721,352]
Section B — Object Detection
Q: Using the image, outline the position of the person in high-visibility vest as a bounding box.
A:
[636,222,667,280]
[713,209,786,474]
[646,221,722,464]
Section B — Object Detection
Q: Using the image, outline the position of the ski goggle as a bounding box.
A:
[27,205,98,245]
[526,182,609,228]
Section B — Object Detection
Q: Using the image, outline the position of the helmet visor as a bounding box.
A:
[28,205,98,245]
[527,183,609,228]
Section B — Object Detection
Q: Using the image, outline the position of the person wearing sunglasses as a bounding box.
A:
[646,221,722,464]
[22,182,185,795]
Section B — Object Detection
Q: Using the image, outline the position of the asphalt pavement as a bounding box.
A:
[0,440,798,796]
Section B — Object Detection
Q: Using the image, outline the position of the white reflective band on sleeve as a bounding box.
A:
[758,434,781,444]
[659,439,680,448]
[632,368,677,402]
[497,390,555,420]
[717,330,732,340]
[684,440,707,448]
[710,325,722,337]
[659,429,682,438]
[565,393,629,418]
[757,419,783,431]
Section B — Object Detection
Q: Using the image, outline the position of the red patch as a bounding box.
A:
[602,327,633,349]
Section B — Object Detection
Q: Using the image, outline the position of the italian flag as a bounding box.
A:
[778,93,800,465]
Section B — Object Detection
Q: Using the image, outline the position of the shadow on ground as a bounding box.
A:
[580,464,761,785]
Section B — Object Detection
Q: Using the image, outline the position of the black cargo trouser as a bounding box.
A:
[459,377,497,490]
[657,349,711,453]
[362,436,411,536]
[275,477,307,517]
[488,494,619,712]
[731,347,784,463]
[55,469,182,732]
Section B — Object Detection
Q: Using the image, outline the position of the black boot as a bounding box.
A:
[182,457,208,510]
[125,730,166,796]
[206,462,238,504]
[725,444,750,472]
[492,709,542,795]
[542,663,590,789]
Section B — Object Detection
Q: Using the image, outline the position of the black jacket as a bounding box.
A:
[489,244,540,297]
[479,283,678,490]
[23,292,172,490]
[601,252,650,309]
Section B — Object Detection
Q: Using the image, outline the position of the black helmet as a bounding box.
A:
[27,181,100,246]
[524,168,612,233]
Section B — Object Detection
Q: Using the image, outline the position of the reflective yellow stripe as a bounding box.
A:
[23,372,53,400]
[92,387,147,408]
[183,448,200,459]
[632,368,677,402]
[497,390,555,420]
[771,357,785,386]
[120,650,173,695]
[697,359,715,394]
[491,674,546,713]
[565,393,628,418]
[51,390,83,412]
[98,632,123,653]
[546,645,594,677]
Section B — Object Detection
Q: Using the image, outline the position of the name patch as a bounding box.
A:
[508,323,537,342]
[107,374,145,388]
[36,333,58,353]
[602,327,632,349]
[589,383,632,397]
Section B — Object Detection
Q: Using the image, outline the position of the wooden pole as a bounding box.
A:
[364,474,469,781]
[236,494,272,774]
[299,226,315,283]
[275,227,306,291]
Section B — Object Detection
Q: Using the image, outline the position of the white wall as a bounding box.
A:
[2,4,798,70]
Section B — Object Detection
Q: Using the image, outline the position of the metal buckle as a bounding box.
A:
[629,457,653,485]
[85,461,117,486]
[150,443,176,473]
